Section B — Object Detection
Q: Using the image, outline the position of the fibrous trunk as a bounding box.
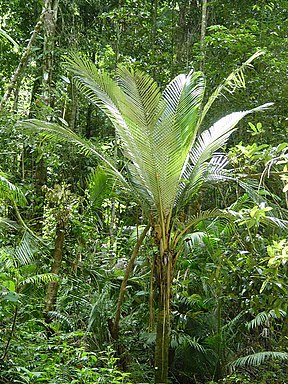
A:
[154,249,174,384]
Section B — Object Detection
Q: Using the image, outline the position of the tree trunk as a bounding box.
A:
[42,0,59,107]
[200,0,208,71]
[85,103,93,138]
[63,82,78,131]
[33,0,59,232]
[44,221,66,315]
[154,249,174,384]
[0,8,46,111]
[1,306,18,360]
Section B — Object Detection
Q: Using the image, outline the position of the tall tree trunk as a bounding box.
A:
[34,0,59,231]
[154,248,174,384]
[200,0,208,71]
[175,1,188,66]
[44,186,71,321]
[42,0,59,107]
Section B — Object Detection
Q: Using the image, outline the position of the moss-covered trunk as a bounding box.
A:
[44,221,66,315]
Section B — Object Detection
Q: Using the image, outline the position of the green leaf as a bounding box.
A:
[231,351,288,368]
[2,291,19,302]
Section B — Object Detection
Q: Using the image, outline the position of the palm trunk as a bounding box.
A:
[154,249,174,384]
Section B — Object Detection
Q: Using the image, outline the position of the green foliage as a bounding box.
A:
[1,1,288,383]
[2,336,133,384]
[231,351,288,368]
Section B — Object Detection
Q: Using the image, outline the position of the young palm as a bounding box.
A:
[21,52,272,383]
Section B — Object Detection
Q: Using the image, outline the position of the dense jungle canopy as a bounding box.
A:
[0,1,288,383]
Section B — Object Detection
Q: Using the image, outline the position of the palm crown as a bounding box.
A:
[64,55,270,225]
[22,54,271,229]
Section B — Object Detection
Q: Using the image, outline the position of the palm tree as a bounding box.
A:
[20,51,272,383]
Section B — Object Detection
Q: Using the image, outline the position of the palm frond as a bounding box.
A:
[197,50,265,128]
[87,166,111,208]
[66,58,153,205]
[171,331,205,353]
[229,194,251,211]
[19,273,58,286]
[88,285,114,346]
[204,154,232,182]
[0,217,18,230]
[263,215,288,230]
[0,246,14,269]
[247,309,286,330]
[192,104,272,167]
[65,53,125,129]
[222,312,245,338]
[230,351,288,368]
[113,66,166,214]
[247,312,269,330]
[179,104,272,205]
[66,56,206,219]
[14,232,35,266]
[237,179,264,204]
[116,64,163,129]
[66,56,152,202]
[46,310,74,331]
[0,232,37,269]
[18,119,128,187]
[178,154,231,208]
[0,28,19,51]
[0,172,26,205]
[174,208,242,247]
[153,70,205,215]
[183,231,207,250]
